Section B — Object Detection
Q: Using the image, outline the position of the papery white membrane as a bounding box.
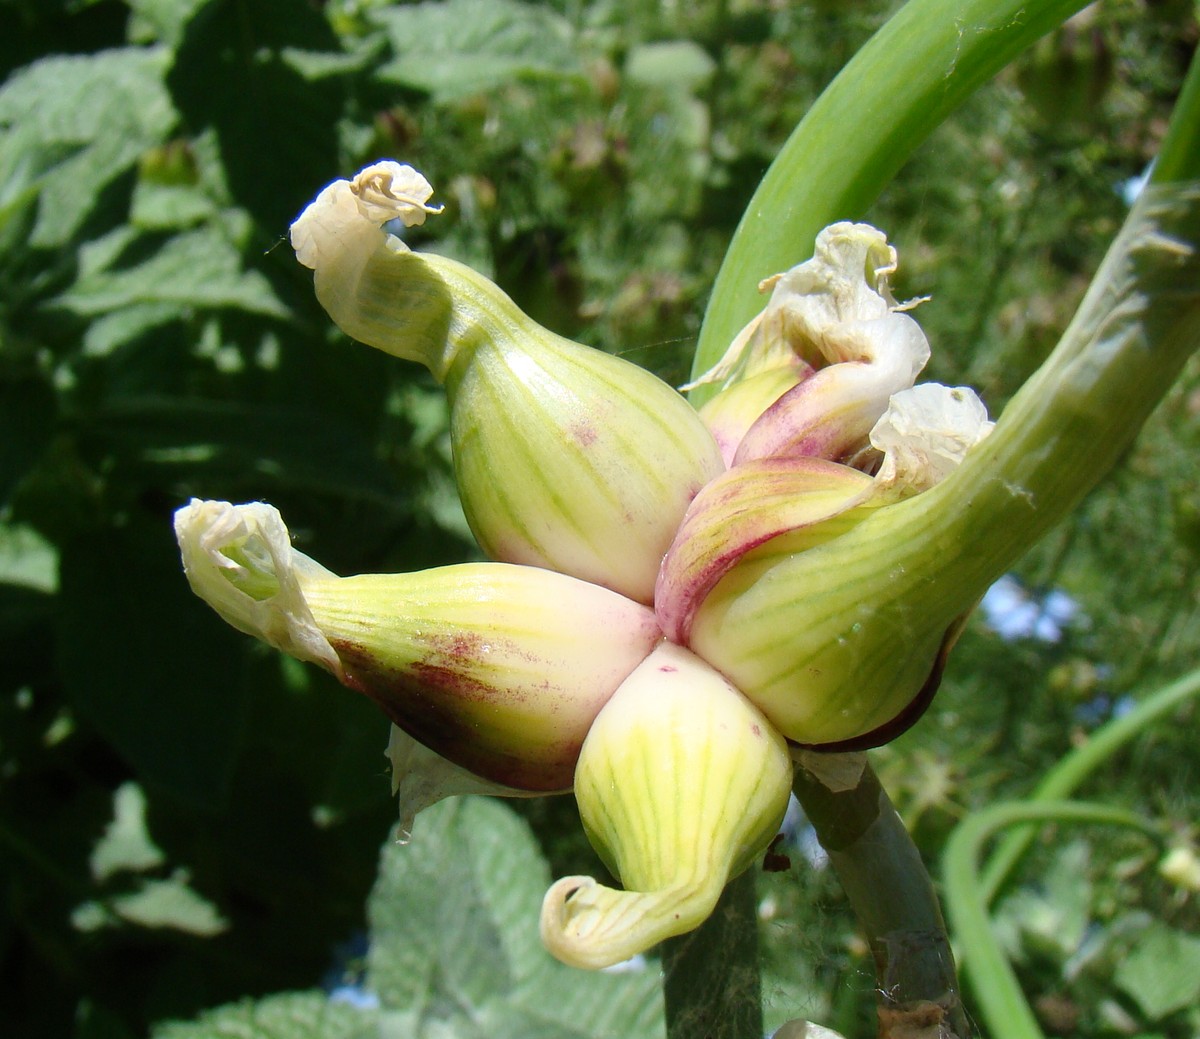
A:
[688,222,919,391]
[173,499,341,674]
[384,725,535,841]
[870,384,994,496]
[290,161,442,270]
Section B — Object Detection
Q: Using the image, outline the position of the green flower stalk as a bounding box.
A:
[290,161,724,604]
[175,499,660,792]
[539,642,792,969]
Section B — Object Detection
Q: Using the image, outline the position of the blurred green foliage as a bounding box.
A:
[0,0,1197,1036]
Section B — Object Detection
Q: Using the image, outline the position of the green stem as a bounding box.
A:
[1150,35,1200,185]
[979,666,1200,904]
[793,757,970,1038]
[661,869,763,1039]
[943,801,1162,1039]
[692,0,1092,393]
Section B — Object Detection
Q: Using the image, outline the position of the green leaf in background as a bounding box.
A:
[54,227,289,327]
[0,47,177,247]
[991,840,1093,963]
[55,520,252,809]
[0,522,58,594]
[126,0,215,49]
[73,872,229,937]
[624,41,716,92]
[367,797,665,1039]
[374,0,582,102]
[1113,922,1200,1021]
[88,781,166,881]
[166,0,343,233]
[153,992,379,1039]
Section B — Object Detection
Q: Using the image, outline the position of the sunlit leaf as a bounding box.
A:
[90,782,167,882]
[0,47,177,246]
[53,227,288,320]
[374,0,581,102]
[73,872,228,936]
[0,522,57,593]
[152,992,378,1039]
[367,796,664,1038]
[1114,922,1200,1021]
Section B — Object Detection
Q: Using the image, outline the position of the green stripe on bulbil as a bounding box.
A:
[630,728,666,885]
[486,345,628,540]
[459,346,638,555]
[467,368,583,542]
[532,341,708,517]
[456,390,567,557]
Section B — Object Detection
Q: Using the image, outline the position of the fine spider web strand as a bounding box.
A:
[793,759,971,1039]
[660,870,764,1039]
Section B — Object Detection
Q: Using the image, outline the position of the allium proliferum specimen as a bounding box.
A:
[175,161,995,970]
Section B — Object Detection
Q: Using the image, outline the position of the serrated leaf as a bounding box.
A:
[0,47,177,246]
[367,797,663,1038]
[131,180,222,231]
[1114,923,1200,1021]
[53,227,288,320]
[374,0,581,102]
[153,991,379,1039]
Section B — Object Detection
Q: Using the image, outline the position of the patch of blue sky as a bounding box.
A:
[981,574,1080,643]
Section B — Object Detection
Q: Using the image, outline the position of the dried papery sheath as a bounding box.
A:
[688,223,930,465]
[174,498,341,674]
[290,161,442,270]
[688,223,910,388]
[732,309,929,463]
[869,383,994,499]
[385,725,535,842]
[540,643,792,969]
